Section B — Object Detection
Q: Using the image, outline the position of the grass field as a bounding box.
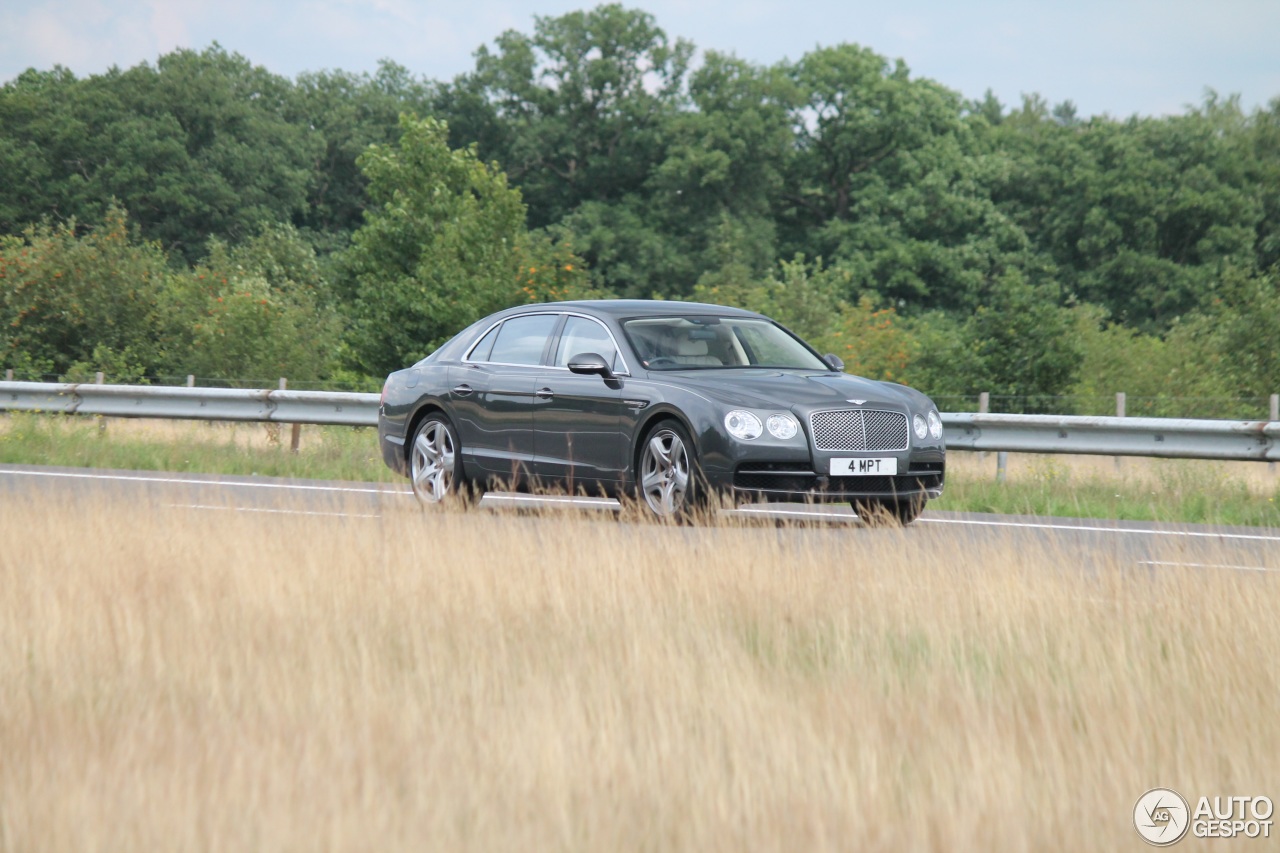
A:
[2,413,1278,526]
[0,413,394,482]
[1,492,1277,850]
[940,450,1280,527]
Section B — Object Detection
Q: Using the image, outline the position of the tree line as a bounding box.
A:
[1,4,1277,413]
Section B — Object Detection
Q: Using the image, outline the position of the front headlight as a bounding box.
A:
[913,414,928,440]
[725,410,763,441]
[766,413,799,440]
[928,410,943,441]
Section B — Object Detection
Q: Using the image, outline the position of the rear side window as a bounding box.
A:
[467,324,501,362]
[487,314,558,366]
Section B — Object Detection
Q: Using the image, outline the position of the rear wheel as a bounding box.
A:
[637,421,699,520]
[409,414,469,505]
[853,498,923,527]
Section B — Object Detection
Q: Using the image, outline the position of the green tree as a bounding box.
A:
[469,4,692,228]
[167,224,343,384]
[986,94,1264,330]
[1248,98,1280,271]
[289,61,434,250]
[636,52,797,294]
[963,271,1082,409]
[0,46,320,262]
[1065,304,1222,417]
[781,44,1036,311]
[908,271,1082,410]
[342,114,586,376]
[0,205,173,378]
[1190,265,1280,401]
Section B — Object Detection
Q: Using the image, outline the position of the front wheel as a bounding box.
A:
[637,421,699,520]
[409,414,468,505]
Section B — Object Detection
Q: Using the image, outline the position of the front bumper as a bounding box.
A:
[729,458,945,502]
[698,423,946,504]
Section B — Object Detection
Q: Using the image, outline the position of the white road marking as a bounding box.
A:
[5,466,1279,545]
[1137,560,1276,573]
[0,466,411,495]
[165,503,381,519]
[918,516,1280,543]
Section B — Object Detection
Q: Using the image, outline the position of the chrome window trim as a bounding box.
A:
[462,311,631,376]
[554,312,632,376]
[461,312,560,368]
[462,319,506,363]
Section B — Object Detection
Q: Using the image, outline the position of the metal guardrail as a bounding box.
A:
[2,381,1278,462]
[942,413,1279,462]
[0,381,378,427]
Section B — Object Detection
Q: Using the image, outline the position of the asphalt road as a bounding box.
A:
[3,463,1278,574]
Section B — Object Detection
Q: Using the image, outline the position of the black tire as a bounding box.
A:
[853,498,924,527]
[636,420,701,521]
[408,413,471,505]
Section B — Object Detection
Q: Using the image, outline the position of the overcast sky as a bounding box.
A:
[2,0,1278,118]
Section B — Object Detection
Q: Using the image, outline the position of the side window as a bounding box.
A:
[554,316,619,369]
[467,323,501,362]
[487,314,558,366]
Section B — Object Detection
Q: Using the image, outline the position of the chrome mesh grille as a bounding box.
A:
[810,409,909,452]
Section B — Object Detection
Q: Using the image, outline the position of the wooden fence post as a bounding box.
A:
[1271,394,1278,476]
[278,377,302,453]
[1114,392,1126,472]
[271,377,301,451]
[978,391,990,473]
[96,372,107,435]
[265,378,285,445]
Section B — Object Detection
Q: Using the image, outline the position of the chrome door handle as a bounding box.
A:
[535,388,554,400]
[452,384,473,397]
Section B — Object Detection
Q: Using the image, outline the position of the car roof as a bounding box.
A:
[509,299,766,320]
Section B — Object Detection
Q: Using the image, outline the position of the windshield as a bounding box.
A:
[622,316,830,371]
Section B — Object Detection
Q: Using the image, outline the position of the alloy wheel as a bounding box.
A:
[640,427,691,517]
[411,419,456,503]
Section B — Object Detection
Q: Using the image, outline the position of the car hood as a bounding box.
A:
[647,369,925,412]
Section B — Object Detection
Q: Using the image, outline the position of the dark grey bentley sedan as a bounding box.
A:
[378,300,945,523]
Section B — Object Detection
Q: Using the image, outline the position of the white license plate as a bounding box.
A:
[830,457,897,476]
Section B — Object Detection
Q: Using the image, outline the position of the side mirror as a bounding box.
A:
[567,352,615,379]
[823,353,845,372]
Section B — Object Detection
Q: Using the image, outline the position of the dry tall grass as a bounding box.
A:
[1,493,1276,851]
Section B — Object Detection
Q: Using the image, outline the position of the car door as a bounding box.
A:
[533,314,630,491]
[448,313,559,484]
